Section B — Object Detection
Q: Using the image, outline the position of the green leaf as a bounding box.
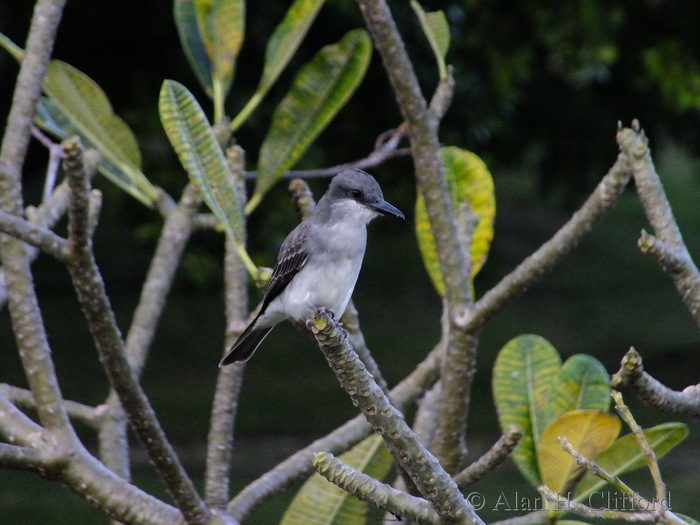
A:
[415,146,495,297]
[493,334,562,487]
[538,410,620,493]
[573,422,689,500]
[159,80,243,241]
[280,434,394,525]
[410,0,450,79]
[174,0,245,119]
[548,354,610,420]
[231,0,326,131]
[249,29,371,214]
[0,33,160,206]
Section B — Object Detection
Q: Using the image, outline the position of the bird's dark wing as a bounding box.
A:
[259,225,309,314]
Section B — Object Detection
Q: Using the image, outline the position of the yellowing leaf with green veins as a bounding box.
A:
[410,0,450,79]
[174,0,244,120]
[573,422,688,501]
[415,146,495,297]
[0,32,160,206]
[231,0,326,131]
[548,354,611,420]
[249,29,371,214]
[493,334,561,487]
[159,80,241,240]
[280,434,394,525]
[538,410,620,494]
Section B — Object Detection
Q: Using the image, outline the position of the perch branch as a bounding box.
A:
[611,347,700,420]
[288,178,389,392]
[61,137,210,524]
[227,346,441,520]
[314,452,442,524]
[310,309,482,524]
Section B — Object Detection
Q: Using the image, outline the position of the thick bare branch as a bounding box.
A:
[0,0,74,434]
[314,452,442,524]
[619,124,700,325]
[228,348,440,521]
[61,137,210,524]
[466,136,633,333]
[356,0,476,475]
[310,309,482,524]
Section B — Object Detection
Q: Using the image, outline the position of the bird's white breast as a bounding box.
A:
[269,216,367,323]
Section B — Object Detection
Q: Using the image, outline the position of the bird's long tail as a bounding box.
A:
[219,325,274,366]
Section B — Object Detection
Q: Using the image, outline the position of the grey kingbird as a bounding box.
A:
[220,169,404,366]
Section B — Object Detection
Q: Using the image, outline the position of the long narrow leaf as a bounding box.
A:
[410,0,450,79]
[174,0,245,117]
[230,0,326,131]
[249,29,371,214]
[0,32,160,206]
[158,80,243,242]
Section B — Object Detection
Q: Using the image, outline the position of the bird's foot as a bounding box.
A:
[306,307,341,330]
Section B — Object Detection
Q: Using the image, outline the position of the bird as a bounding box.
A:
[220,169,404,366]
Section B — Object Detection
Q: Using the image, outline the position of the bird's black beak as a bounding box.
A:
[370,199,405,219]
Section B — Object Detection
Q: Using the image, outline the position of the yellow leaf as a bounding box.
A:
[538,410,620,494]
[415,146,495,297]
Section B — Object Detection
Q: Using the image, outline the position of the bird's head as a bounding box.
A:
[326,169,405,222]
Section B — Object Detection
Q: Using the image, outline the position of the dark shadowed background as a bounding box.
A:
[1,1,699,522]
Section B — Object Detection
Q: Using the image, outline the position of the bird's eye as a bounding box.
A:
[350,189,363,199]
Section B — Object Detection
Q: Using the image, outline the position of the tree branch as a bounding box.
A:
[618,123,700,326]
[227,347,440,521]
[466,132,634,333]
[314,452,442,524]
[0,209,67,260]
[310,309,482,524]
[611,347,700,419]
[453,426,523,488]
[0,0,74,434]
[204,143,248,509]
[0,383,100,429]
[356,0,477,475]
[612,390,666,504]
[61,137,210,524]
